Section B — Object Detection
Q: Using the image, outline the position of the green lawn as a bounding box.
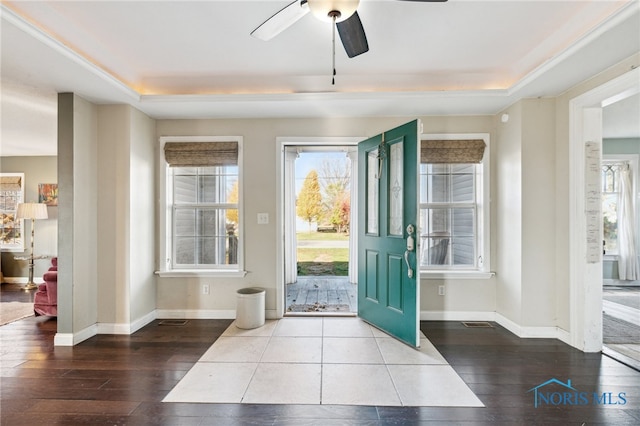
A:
[296,232,349,242]
[297,248,349,262]
[297,246,348,276]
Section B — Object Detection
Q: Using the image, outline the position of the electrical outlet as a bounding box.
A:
[202,284,210,295]
[438,285,445,296]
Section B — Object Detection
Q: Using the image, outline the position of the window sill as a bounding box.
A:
[420,270,495,280]
[156,270,247,278]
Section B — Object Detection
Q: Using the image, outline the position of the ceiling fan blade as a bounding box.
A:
[336,11,369,58]
[251,0,309,41]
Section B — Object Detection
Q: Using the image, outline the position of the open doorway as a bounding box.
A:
[601,93,640,369]
[283,146,357,315]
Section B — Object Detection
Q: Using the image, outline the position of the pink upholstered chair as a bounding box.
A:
[34,257,57,317]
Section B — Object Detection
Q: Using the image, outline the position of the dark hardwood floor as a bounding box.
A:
[0,282,36,303]
[1,315,639,425]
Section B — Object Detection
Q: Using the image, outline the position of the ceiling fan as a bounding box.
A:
[251,0,448,59]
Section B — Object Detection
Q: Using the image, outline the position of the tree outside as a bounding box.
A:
[226,180,239,225]
[294,156,351,276]
[296,170,322,229]
[319,158,350,233]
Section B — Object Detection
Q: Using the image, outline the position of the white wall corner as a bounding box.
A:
[130,310,158,333]
[53,333,74,346]
[495,313,566,339]
[96,311,157,335]
[97,322,133,335]
[54,323,98,346]
[556,327,572,346]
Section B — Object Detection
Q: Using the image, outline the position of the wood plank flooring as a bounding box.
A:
[285,276,357,313]
[1,316,640,424]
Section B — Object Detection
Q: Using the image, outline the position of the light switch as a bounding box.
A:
[257,213,269,224]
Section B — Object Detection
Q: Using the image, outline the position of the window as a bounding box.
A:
[0,173,25,251]
[601,157,637,257]
[602,161,621,255]
[159,137,244,276]
[419,135,490,277]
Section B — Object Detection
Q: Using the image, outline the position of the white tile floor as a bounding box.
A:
[163,317,484,407]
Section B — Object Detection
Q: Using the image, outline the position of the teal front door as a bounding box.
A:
[358,120,420,347]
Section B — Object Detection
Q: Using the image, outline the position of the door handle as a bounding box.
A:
[405,224,415,278]
[405,250,414,278]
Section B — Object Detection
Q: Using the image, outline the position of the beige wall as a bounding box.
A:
[0,156,57,279]
[49,53,640,345]
[97,105,130,325]
[155,116,499,317]
[97,104,156,329]
[128,107,156,324]
[495,102,523,324]
[521,98,557,327]
[57,93,99,335]
[553,53,640,332]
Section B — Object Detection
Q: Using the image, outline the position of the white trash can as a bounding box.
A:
[236,287,266,329]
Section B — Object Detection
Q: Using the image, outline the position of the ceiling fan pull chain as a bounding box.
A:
[332,14,336,85]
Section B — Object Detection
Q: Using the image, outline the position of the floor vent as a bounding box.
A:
[462,321,493,328]
[158,320,189,326]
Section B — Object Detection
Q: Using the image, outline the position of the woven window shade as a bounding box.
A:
[164,141,238,167]
[421,139,486,164]
[0,176,22,191]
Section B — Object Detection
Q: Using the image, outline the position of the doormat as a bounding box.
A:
[158,319,189,326]
[462,321,493,328]
[287,303,351,313]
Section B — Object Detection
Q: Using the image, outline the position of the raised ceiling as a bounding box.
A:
[1,1,639,156]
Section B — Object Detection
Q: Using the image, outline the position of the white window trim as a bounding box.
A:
[157,136,246,277]
[419,133,493,279]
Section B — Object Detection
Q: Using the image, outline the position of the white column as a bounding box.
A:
[284,148,299,284]
[348,150,358,284]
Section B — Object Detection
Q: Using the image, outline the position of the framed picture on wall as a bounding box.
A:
[0,173,25,251]
[38,183,58,206]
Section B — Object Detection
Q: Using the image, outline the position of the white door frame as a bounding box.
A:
[275,137,363,318]
[569,67,639,351]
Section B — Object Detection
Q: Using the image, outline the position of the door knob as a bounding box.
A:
[405,224,415,278]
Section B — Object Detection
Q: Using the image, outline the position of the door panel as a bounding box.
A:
[358,120,420,347]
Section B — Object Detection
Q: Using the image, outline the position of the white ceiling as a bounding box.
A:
[1,0,639,156]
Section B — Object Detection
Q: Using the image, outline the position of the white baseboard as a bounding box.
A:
[155,309,278,320]
[557,327,572,346]
[52,309,574,346]
[494,313,567,339]
[54,323,98,347]
[421,311,574,342]
[266,309,278,319]
[53,333,74,346]
[155,309,236,319]
[3,276,44,284]
[97,310,157,335]
[420,311,496,321]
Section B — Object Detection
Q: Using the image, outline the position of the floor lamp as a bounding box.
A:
[16,202,48,290]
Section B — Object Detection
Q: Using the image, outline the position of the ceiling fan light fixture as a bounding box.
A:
[308,0,359,23]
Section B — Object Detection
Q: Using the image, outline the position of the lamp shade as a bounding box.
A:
[16,203,48,220]
[308,0,359,22]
